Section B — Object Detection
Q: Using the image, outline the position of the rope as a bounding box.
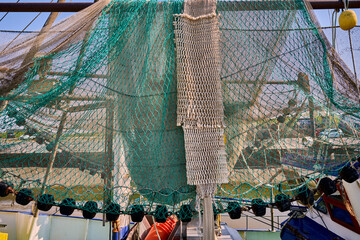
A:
[331,9,338,49]
[152,216,162,240]
[348,30,358,87]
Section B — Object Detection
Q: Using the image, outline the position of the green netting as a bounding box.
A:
[0,0,359,219]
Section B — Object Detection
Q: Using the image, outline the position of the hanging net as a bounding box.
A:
[0,0,359,219]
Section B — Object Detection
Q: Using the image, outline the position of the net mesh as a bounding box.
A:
[0,0,359,218]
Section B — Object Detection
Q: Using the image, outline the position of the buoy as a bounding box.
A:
[106,203,120,221]
[227,202,242,219]
[60,198,76,216]
[178,205,193,222]
[339,165,359,183]
[251,199,266,216]
[288,99,296,107]
[277,115,285,123]
[243,146,253,155]
[7,109,17,118]
[296,186,314,206]
[339,10,357,30]
[46,142,55,152]
[26,128,37,136]
[0,181,13,197]
[16,188,33,205]
[35,136,44,145]
[82,201,98,219]
[15,117,26,126]
[89,168,97,176]
[37,194,54,211]
[130,205,145,223]
[154,205,168,223]
[275,194,291,212]
[318,177,337,195]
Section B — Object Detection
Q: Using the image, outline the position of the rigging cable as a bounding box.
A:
[0,12,43,54]
[331,9,338,49]
[342,0,359,96]
[348,29,358,81]
[0,0,21,23]
[0,0,57,54]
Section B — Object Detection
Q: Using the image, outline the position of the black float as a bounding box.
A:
[35,136,45,145]
[82,201,98,219]
[339,166,359,183]
[227,202,242,219]
[105,202,120,222]
[275,194,291,212]
[251,199,266,216]
[296,186,314,206]
[15,117,26,126]
[178,205,193,222]
[46,142,55,152]
[130,205,145,223]
[16,188,33,206]
[37,194,55,211]
[154,205,168,223]
[7,110,18,118]
[0,181,13,197]
[318,177,337,195]
[60,198,76,216]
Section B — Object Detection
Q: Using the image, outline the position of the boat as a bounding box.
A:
[0,0,359,239]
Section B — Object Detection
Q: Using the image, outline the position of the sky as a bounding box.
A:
[0,0,358,71]
[0,0,93,32]
[0,0,359,31]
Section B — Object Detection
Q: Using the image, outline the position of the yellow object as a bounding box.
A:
[339,10,357,30]
[223,135,226,144]
[0,233,8,240]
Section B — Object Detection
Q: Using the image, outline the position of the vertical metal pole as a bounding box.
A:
[246,215,248,230]
[103,98,114,226]
[271,188,274,231]
[298,73,315,138]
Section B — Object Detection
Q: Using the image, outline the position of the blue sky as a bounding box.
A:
[0,0,358,31]
[0,0,93,31]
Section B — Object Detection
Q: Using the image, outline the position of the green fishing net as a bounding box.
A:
[0,0,359,219]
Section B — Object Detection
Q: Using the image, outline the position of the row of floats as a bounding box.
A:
[0,161,358,223]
